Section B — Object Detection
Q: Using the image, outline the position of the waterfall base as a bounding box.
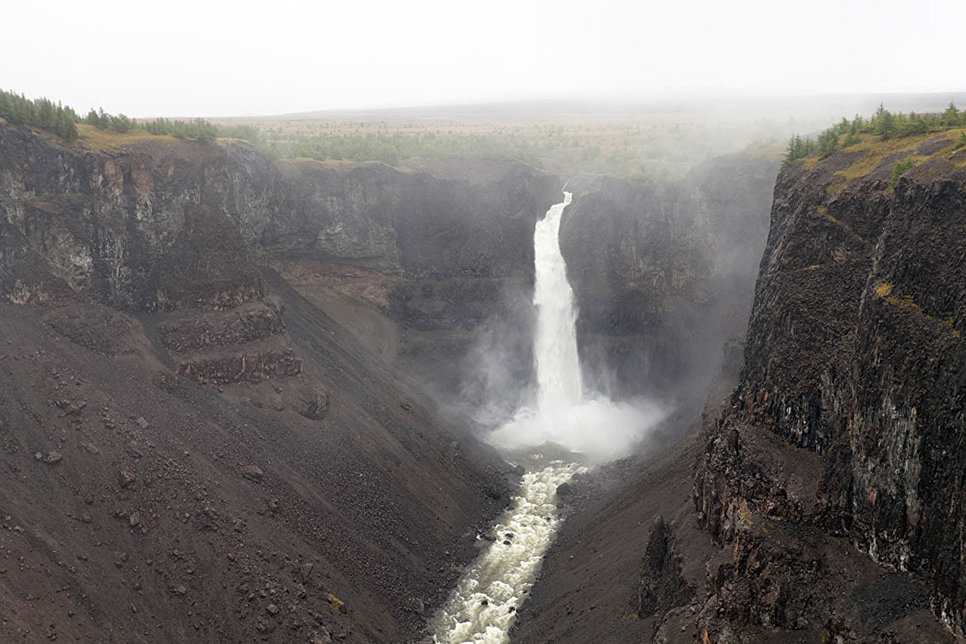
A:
[488,397,664,465]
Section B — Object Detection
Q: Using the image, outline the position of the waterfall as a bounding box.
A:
[432,191,662,643]
[532,191,582,409]
[488,191,659,464]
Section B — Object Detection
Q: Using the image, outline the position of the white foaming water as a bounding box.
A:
[489,191,662,464]
[433,191,663,643]
[432,461,583,644]
[532,192,582,409]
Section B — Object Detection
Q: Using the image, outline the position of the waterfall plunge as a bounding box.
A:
[432,191,663,644]
[488,191,661,465]
[532,192,582,409]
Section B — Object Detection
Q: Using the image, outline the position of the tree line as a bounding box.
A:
[0,89,258,145]
[0,89,80,141]
[783,101,966,168]
[279,130,542,167]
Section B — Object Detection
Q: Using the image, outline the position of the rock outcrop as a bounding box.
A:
[515,133,964,643]
[696,130,966,638]
[636,516,692,618]
[14,113,946,642]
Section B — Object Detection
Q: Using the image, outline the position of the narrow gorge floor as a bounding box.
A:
[431,462,584,643]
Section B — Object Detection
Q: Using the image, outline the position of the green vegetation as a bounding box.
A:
[212,113,792,180]
[0,89,79,141]
[285,130,542,167]
[783,134,817,166]
[83,108,135,133]
[782,101,966,169]
[0,89,258,146]
[142,117,220,143]
[73,124,175,151]
[888,157,917,191]
[873,282,894,298]
[873,282,960,337]
[886,293,920,310]
[816,128,840,158]
[0,88,798,176]
[86,110,225,144]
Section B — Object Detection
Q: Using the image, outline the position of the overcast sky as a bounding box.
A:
[4,0,964,117]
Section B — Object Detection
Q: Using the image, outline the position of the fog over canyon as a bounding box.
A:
[0,88,964,643]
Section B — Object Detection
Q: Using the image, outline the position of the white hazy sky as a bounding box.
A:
[4,0,964,117]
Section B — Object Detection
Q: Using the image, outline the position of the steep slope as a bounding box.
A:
[515,134,964,643]
[0,291,515,642]
[695,130,966,639]
[0,121,550,641]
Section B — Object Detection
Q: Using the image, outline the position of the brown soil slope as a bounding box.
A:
[0,276,515,642]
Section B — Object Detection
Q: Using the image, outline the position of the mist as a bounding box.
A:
[456,285,536,428]
[3,0,964,639]
[488,396,666,466]
[5,2,964,117]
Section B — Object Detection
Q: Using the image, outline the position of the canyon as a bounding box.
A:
[1,116,963,643]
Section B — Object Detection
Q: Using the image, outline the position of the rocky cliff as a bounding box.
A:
[560,150,776,400]
[694,130,966,640]
[514,133,965,643]
[0,115,858,642]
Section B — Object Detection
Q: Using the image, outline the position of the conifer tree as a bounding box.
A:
[942,101,960,126]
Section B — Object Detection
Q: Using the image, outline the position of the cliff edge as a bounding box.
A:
[696,129,966,640]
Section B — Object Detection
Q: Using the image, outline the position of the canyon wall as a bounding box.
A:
[561,151,776,400]
[0,117,788,641]
[515,133,965,643]
[0,121,559,641]
[695,131,966,639]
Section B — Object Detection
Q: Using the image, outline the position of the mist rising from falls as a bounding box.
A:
[488,191,663,465]
[433,191,663,643]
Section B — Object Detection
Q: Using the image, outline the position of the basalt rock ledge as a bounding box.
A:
[696,131,966,640]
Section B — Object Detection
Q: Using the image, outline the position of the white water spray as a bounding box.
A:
[532,192,582,409]
[431,461,582,644]
[489,192,662,464]
[433,191,663,643]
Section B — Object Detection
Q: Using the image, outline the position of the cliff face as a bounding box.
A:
[0,122,562,412]
[226,148,561,408]
[514,136,964,644]
[560,151,777,399]
[4,116,875,642]
[696,131,966,638]
[0,124,559,310]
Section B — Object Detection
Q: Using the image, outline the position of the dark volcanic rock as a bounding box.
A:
[177,346,303,385]
[560,151,777,399]
[636,516,692,617]
[43,450,63,464]
[241,464,264,483]
[158,297,286,352]
[0,122,560,316]
[696,132,966,638]
[117,469,137,488]
[518,138,961,643]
